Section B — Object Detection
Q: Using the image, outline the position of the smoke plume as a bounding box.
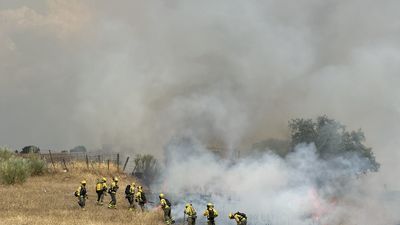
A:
[159,137,398,225]
[1,1,400,223]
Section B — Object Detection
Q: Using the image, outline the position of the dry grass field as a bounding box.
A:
[0,162,165,225]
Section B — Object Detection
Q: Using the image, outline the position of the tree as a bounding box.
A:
[69,146,87,153]
[289,115,379,172]
[132,154,160,185]
[288,118,318,145]
[21,146,40,154]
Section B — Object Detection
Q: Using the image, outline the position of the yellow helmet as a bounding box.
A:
[159,193,165,198]
[81,180,86,185]
[185,203,191,208]
[228,213,234,219]
[113,177,118,182]
[207,203,213,208]
[102,177,107,182]
[131,182,135,186]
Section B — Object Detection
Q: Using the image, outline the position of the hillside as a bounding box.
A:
[0,162,164,225]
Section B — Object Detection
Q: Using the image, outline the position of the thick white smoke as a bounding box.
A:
[1,1,400,223]
[157,136,399,225]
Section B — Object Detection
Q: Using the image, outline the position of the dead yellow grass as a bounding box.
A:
[0,162,165,225]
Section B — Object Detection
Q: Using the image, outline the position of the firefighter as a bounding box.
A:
[96,177,108,205]
[75,180,87,210]
[228,212,247,225]
[108,177,119,209]
[203,203,218,225]
[184,203,197,225]
[135,186,147,212]
[125,182,136,211]
[159,193,174,224]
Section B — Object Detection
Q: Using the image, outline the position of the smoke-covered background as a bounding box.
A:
[1,1,400,224]
[160,137,397,224]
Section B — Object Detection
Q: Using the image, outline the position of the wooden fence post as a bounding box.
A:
[62,158,69,172]
[48,150,56,171]
[85,154,89,169]
[117,153,120,172]
[123,157,130,172]
[107,159,110,171]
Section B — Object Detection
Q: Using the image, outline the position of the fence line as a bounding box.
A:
[39,152,119,164]
[26,151,125,173]
[19,151,137,175]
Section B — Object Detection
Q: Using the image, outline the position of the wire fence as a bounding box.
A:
[31,151,134,173]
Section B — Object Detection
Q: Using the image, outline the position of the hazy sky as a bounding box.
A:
[1,1,400,186]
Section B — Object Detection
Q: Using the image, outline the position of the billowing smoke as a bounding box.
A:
[1,0,400,223]
[159,136,398,225]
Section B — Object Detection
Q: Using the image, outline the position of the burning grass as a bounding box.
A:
[0,161,165,225]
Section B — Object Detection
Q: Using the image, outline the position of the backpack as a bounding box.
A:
[208,209,215,219]
[125,185,131,195]
[96,182,102,191]
[141,192,147,203]
[236,212,247,219]
[165,198,172,207]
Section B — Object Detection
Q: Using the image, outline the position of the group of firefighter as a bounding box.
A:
[75,178,247,225]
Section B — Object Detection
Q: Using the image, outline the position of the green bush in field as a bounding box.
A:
[28,155,47,176]
[0,148,47,184]
[0,157,30,184]
[0,148,14,161]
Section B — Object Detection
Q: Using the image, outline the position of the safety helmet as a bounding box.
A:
[207,203,213,208]
[228,213,234,219]
[113,177,118,182]
[102,177,107,182]
[138,185,143,190]
[185,203,191,208]
[159,193,165,198]
[131,182,135,186]
[81,180,87,185]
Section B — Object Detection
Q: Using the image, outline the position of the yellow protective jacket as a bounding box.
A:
[96,181,107,192]
[185,205,197,217]
[102,182,108,191]
[75,185,87,197]
[203,208,218,219]
[128,185,135,195]
[109,182,119,193]
[135,191,145,203]
[233,213,246,223]
[160,198,170,209]
[96,182,102,191]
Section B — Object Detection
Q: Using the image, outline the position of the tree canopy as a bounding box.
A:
[69,146,87,153]
[21,145,40,154]
[289,115,379,172]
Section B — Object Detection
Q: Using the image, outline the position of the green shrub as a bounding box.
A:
[0,157,30,184]
[28,156,47,176]
[0,148,14,161]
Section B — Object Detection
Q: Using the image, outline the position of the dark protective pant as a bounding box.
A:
[109,192,117,206]
[127,195,135,209]
[97,190,105,203]
[207,219,215,225]
[78,196,86,208]
[138,202,145,212]
[163,207,172,224]
[187,216,196,225]
[238,219,247,225]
